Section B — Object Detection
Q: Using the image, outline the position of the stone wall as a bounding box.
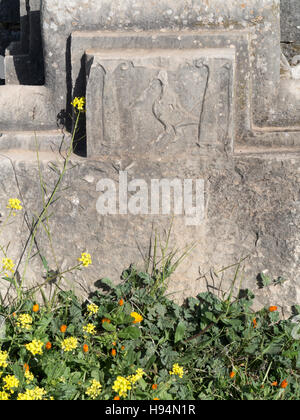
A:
[0,1,300,315]
[0,0,20,83]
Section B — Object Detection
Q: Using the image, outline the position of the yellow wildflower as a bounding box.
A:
[78,252,92,267]
[85,379,102,400]
[61,336,78,352]
[2,374,19,393]
[1,258,15,274]
[87,303,99,316]
[112,376,132,398]
[24,370,34,383]
[25,339,44,356]
[71,97,85,112]
[169,363,184,379]
[16,313,33,330]
[17,387,47,400]
[7,198,22,211]
[128,368,145,384]
[0,391,10,400]
[83,323,97,335]
[130,312,143,324]
[0,350,8,368]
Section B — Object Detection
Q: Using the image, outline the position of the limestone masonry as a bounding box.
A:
[0,1,300,314]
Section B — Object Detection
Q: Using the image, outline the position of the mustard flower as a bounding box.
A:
[85,379,102,399]
[0,350,8,368]
[83,323,97,335]
[87,303,99,316]
[0,391,10,400]
[25,339,44,356]
[2,374,19,393]
[16,313,33,330]
[24,370,34,384]
[78,252,92,267]
[112,376,132,398]
[7,198,22,211]
[1,258,15,275]
[71,97,85,112]
[128,368,145,384]
[61,336,78,352]
[17,387,47,400]
[169,363,184,378]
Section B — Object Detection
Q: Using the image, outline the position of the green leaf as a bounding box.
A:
[100,277,115,289]
[175,322,186,343]
[118,326,141,340]
[102,322,116,332]
[296,350,300,369]
[1,276,15,285]
[41,256,50,272]
[259,272,272,287]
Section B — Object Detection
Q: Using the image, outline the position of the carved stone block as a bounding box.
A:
[86,48,235,158]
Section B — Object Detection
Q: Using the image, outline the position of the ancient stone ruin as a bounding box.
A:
[0,0,300,313]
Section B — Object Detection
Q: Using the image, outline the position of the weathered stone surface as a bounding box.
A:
[0,0,300,315]
[281,0,300,42]
[0,0,298,137]
[0,150,299,315]
[86,48,235,157]
[73,30,250,147]
[42,0,281,128]
[0,86,56,131]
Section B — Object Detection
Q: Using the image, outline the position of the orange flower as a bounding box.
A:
[32,304,39,313]
[112,341,117,346]
[45,342,52,350]
[114,396,120,400]
[121,345,125,351]
[253,318,257,328]
[269,306,278,312]
[118,298,124,306]
[153,398,160,400]
[280,379,288,389]
[83,344,89,353]
[229,371,236,379]
[152,384,158,390]
[111,348,117,357]
[130,312,143,324]
[271,381,278,387]
[23,363,29,372]
[102,318,111,324]
[60,325,67,333]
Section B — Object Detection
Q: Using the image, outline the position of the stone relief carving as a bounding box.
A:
[281,52,300,79]
[86,51,234,157]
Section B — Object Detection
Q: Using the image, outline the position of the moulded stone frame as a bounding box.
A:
[85,47,236,158]
[0,0,300,152]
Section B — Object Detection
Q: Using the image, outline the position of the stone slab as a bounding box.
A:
[0,85,57,131]
[0,130,71,151]
[86,48,235,158]
[41,0,281,130]
[0,150,299,315]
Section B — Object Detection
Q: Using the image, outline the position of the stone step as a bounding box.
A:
[0,85,57,131]
[0,130,72,152]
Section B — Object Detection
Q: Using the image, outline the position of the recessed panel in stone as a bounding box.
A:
[86,48,235,158]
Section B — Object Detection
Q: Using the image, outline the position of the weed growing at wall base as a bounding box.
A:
[0,261,299,400]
